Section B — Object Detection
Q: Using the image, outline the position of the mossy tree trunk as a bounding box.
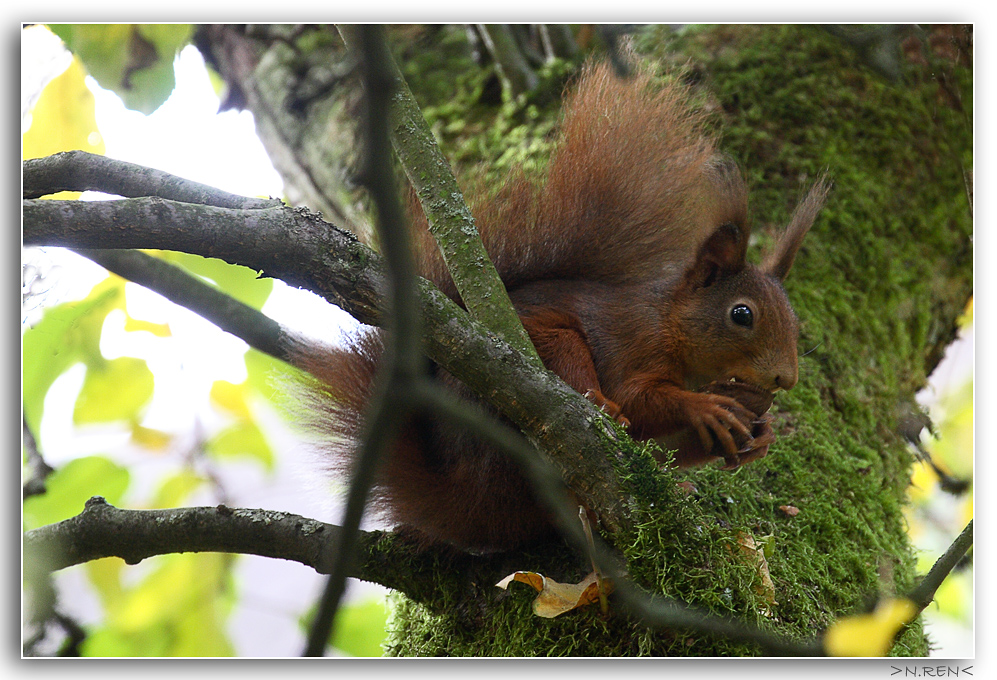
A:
[198,25,970,656]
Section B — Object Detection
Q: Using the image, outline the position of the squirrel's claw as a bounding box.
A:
[584,389,631,428]
[723,415,776,469]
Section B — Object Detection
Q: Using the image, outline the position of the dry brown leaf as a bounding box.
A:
[677,481,698,495]
[496,570,614,618]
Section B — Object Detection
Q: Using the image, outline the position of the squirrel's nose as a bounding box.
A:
[774,371,798,391]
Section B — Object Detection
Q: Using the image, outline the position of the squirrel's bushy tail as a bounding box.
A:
[290,329,553,550]
[414,61,747,298]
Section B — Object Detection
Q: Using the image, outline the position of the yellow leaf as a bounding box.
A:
[907,460,935,505]
[123,317,172,338]
[73,356,154,425]
[496,570,613,618]
[130,424,173,451]
[23,55,104,162]
[205,421,274,468]
[85,557,126,609]
[824,598,918,657]
[210,380,251,420]
[151,471,205,509]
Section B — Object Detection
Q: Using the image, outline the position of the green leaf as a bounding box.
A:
[22,279,125,437]
[205,421,274,469]
[329,598,388,657]
[82,625,171,657]
[73,356,155,425]
[244,348,287,403]
[23,456,130,530]
[151,471,205,509]
[48,24,193,114]
[81,553,235,657]
[153,251,274,310]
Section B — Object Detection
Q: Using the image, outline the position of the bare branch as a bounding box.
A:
[23,150,281,209]
[23,197,386,324]
[22,497,509,612]
[24,497,342,574]
[908,519,973,612]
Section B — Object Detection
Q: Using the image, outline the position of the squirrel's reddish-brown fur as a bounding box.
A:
[294,62,828,552]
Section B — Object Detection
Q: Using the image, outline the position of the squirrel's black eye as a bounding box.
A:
[730,304,753,328]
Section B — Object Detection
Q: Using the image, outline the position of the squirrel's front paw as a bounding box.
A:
[680,391,755,457]
[584,389,631,428]
[698,381,776,469]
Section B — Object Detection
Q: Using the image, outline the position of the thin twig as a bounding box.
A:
[75,248,293,363]
[303,24,427,657]
[908,519,973,612]
[336,25,541,363]
[22,415,54,499]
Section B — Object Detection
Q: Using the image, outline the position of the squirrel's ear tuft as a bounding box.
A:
[764,175,830,281]
[683,221,748,289]
[703,155,748,229]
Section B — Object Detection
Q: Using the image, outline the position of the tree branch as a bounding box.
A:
[908,519,973,612]
[23,150,282,209]
[23,197,385,323]
[21,495,823,657]
[477,25,540,97]
[21,496,493,600]
[24,497,342,574]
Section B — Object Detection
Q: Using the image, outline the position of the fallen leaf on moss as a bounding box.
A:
[824,598,918,656]
[734,532,777,615]
[496,570,613,618]
[779,505,800,517]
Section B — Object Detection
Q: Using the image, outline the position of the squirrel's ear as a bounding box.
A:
[683,221,748,289]
[763,175,830,281]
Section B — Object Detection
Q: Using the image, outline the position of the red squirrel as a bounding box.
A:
[295,62,829,552]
